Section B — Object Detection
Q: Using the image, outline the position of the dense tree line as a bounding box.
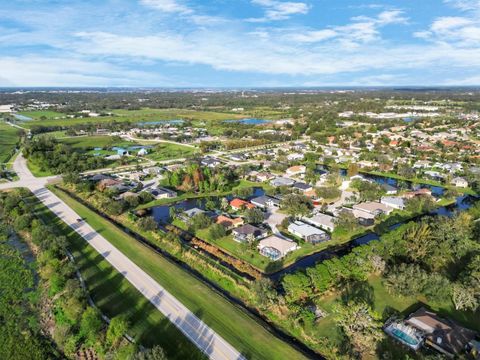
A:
[23,136,108,174]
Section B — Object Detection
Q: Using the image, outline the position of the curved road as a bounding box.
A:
[0,153,244,360]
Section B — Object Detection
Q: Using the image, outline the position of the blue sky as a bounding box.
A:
[1,0,480,87]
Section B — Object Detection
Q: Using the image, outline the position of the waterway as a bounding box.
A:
[268,194,477,281]
[148,169,477,281]
[151,187,266,223]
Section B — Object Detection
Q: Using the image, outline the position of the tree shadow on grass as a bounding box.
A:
[340,280,375,307]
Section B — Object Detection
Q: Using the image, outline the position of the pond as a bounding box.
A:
[13,114,33,121]
[150,187,266,224]
[318,165,445,196]
[223,118,272,125]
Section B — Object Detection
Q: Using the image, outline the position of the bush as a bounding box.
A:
[208,224,226,240]
[137,216,158,232]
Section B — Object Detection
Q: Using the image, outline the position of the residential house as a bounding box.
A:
[232,224,267,243]
[201,157,222,168]
[404,188,432,199]
[215,215,244,230]
[270,177,295,187]
[288,221,330,244]
[302,213,335,232]
[286,165,306,176]
[97,178,121,191]
[137,148,148,156]
[353,201,393,217]
[406,307,477,357]
[230,198,255,211]
[149,187,177,199]
[258,235,298,260]
[179,208,205,222]
[381,196,405,210]
[256,172,275,182]
[382,184,398,195]
[451,177,468,188]
[287,153,304,161]
[250,195,280,209]
[293,182,313,193]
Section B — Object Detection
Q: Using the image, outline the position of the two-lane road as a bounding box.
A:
[2,153,244,360]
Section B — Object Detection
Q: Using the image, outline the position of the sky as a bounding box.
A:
[1,0,480,87]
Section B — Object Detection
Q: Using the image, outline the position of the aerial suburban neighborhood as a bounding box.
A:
[1,1,480,360]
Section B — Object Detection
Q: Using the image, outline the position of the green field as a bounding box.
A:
[0,122,22,163]
[50,186,307,360]
[59,135,139,149]
[20,108,248,128]
[26,192,205,359]
[18,110,66,120]
[147,143,197,161]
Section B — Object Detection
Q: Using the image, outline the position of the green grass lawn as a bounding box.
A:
[58,135,139,149]
[146,143,197,161]
[50,186,307,360]
[18,110,66,119]
[26,192,205,360]
[0,122,22,163]
[26,158,55,177]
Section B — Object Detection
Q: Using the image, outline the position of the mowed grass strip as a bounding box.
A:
[29,193,205,360]
[50,186,307,360]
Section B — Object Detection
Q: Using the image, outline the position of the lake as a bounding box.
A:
[13,114,33,121]
[223,118,271,125]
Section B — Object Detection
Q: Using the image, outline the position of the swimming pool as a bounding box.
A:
[391,327,420,346]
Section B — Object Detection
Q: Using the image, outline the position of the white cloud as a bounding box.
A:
[416,1,480,46]
[0,56,167,87]
[444,0,480,11]
[140,0,192,14]
[70,28,480,79]
[290,10,407,45]
[248,0,310,22]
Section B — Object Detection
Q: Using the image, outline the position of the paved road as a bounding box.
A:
[1,154,244,360]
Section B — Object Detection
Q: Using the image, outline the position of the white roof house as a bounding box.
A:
[302,213,335,232]
[451,177,468,188]
[258,235,298,260]
[288,221,330,244]
[381,196,405,210]
[353,201,394,216]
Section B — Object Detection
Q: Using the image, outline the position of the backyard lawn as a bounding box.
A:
[50,186,308,360]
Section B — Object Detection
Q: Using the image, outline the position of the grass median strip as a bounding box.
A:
[50,186,308,360]
[29,192,205,360]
